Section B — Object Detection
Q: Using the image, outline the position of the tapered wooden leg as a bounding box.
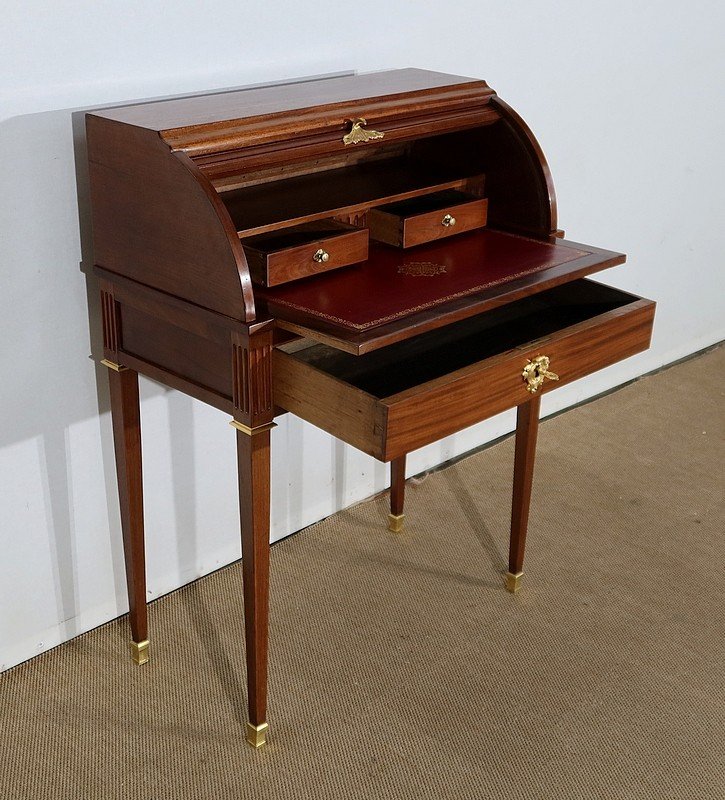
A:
[507,395,541,593]
[107,364,149,663]
[388,455,406,533]
[237,427,271,748]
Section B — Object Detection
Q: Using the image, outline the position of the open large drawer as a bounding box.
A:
[273,279,655,461]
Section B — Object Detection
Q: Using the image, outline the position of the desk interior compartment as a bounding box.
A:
[273,279,655,460]
[219,128,489,239]
[368,189,488,248]
[241,220,369,287]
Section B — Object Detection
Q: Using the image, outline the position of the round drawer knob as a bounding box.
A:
[313,248,330,263]
[441,214,456,227]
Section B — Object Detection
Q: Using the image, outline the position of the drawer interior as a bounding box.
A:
[277,279,640,399]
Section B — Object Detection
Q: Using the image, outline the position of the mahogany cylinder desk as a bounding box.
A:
[85,69,655,748]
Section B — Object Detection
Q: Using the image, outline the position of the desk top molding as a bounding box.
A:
[91,69,492,146]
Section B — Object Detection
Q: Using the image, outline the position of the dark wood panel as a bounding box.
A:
[120,303,233,398]
[482,98,557,238]
[86,116,254,320]
[95,266,247,343]
[413,104,557,239]
[117,352,235,415]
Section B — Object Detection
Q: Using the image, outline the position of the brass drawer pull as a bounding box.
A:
[522,355,559,394]
[313,248,330,263]
[441,213,456,227]
[343,117,385,146]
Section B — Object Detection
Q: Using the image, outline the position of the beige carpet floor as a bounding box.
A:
[1,346,723,800]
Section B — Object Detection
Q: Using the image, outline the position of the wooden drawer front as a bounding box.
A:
[273,281,655,462]
[368,190,487,248]
[382,300,654,459]
[242,221,368,287]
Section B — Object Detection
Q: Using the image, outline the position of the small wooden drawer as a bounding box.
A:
[367,189,488,248]
[242,220,368,287]
[273,280,655,461]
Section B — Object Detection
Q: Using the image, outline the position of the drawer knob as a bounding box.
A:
[441,213,456,227]
[522,355,559,394]
[313,248,330,264]
[343,117,385,146]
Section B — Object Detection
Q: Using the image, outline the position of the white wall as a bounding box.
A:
[1,1,723,671]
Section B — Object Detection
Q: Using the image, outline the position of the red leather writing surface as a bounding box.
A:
[258,230,587,331]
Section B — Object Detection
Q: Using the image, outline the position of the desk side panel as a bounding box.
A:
[413,96,558,240]
[482,97,558,239]
[86,115,254,319]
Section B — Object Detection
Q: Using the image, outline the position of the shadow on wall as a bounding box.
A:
[0,105,173,640]
[1,72,364,660]
[74,108,206,624]
[1,117,172,653]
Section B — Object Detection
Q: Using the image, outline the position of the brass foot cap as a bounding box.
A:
[129,639,150,665]
[387,513,405,533]
[505,571,524,594]
[245,721,269,749]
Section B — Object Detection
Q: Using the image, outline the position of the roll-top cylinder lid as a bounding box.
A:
[90,69,495,157]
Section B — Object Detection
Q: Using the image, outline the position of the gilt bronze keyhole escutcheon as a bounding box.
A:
[342,117,385,146]
[522,355,559,394]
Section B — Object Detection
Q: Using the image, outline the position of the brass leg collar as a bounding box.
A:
[100,358,128,372]
[230,420,276,436]
[245,721,269,749]
[130,639,150,665]
[505,571,523,594]
[388,513,405,533]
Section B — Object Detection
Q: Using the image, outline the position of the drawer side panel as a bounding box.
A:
[273,350,387,460]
